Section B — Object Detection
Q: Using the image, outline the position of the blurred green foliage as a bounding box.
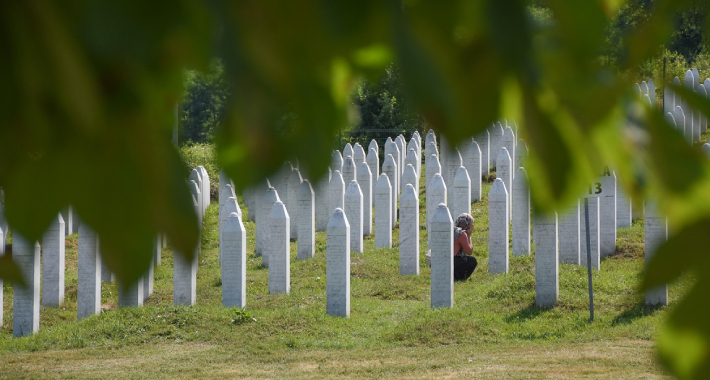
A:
[1,1,710,377]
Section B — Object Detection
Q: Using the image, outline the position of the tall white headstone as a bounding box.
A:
[384,140,401,194]
[343,143,353,158]
[580,197,600,270]
[515,140,528,170]
[407,138,421,178]
[617,185,632,228]
[465,140,482,202]
[342,156,357,187]
[426,154,441,194]
[425,141,438,172]
[477,129,490,176]
[502,127,516,177]
[396,135,406,178]
[12,233,40,337]
[188,169,204,216]
[196,165,211,210]
[375,174,392,249]
[331,150,343,174]
[255,178,271,255]
[439,134,449,185]
[297,180,315,260]
[357,162,373,237]
[559,200,580,265]
[367,148,379,205]
[316,168,331,232]
[489,179,509,274]
[446,149,462,203]
[599,167,616,258]
[353,143,366,165]
[512,168,530,256]
[329,170,345,217]
[400,184,419,275]
[220,196,241,264]
[684,70,697,143]
[489,123,504,168]
[261,187,281,267]
[368,139,379,157]
[405,149,419,183]
[497,147,513,220]
[42,213,65,306]
[382,154,398,226]
[427,173,447,250]
[222,212,247,308]
[430,204,453,308]
[327,208,350,317]
[287,169,302,239]
[644,202,668,306]
[174,195,199,305]
[344,180,363,254]
[188,180,203,226]
[452,166,471,219]
[534,212,558,308]
[268,201,290,294]
[78,224,101,319]
[402,164,418,192]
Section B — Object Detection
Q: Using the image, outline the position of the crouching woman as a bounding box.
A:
[454,213,477,281]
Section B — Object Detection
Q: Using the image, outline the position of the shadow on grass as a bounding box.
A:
[504,302,555,322]
[611,302,664,326]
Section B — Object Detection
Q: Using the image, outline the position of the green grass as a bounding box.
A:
[0,164,691,379]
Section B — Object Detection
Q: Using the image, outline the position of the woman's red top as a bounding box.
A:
[454,230,473,257]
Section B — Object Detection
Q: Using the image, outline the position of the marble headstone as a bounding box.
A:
[559,200,581,265]
[644,202,668,306]
[496,147,513,220]
[78,224,101,319]
[329,170,345,218]
[598,167,617,258]
[222,212,247,308]
[327,208,350,317]
[316,168,331,232]
[374,174,392,249]
[344,180,363,254]
[118,277,144,308]
[427,174,447,250]
[42,213,65,306]
[512,168,530,256]
[502,127,516,177]
[287,168,302,239]
[399,184,419,275]
[261,187,281,267]
[466,140,482,202]
[534,212,559,308]
[489,179,509,274]
[489,123,504,169]
[353,143,366,165]
[357,162,373,236]
[331,150,343,174]
[343,143,353,158]
[174,195,199,305]
[616,186,632,228]
[255,178,272,255]
[476,129,490,176]
[297,180,315,260]
[402,164,418,192]
[366,148,379,206]
[382,155,398,226]
[430,204,454,308]
[12,233,40,337]
[452,166,471,220]
[268,201,290,294]
[342,156,357,187]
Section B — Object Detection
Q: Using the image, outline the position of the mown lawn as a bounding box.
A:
[0,165,689,379]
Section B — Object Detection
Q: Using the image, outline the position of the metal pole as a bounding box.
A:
[584,197,594,322]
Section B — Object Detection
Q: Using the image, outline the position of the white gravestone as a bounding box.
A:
[559,200,580,265]
[452,166,471,219]
[357,162,373,236]
[144,238,157,299]
[78,224,101,320]
[409,138,421,178]
[446,149,462,203]
[534,212,559,308]
[353,142,366,165]
[663,85,674,116]
[396,135,406,178]
[425,141,438,172]
[427,173,447,249]
[188,169,204,216]
[400,184,420,275]
[640,81,649,95]
[384,140,401,194]
[255,178,271,255]
[644,202,668,306]
[580,197,600,270]
[342,156,357,187]
[598,168,616,258]
[316,168,331,232]
[683,70,697,143]
[489,178,509,274]
[42,213,65,306]
[220,196,241,264]
[512,168,530,256]
[382,154,398,226]
[405,149,419,183]
[297,180,315,260]
[430,204,454,308]
[426,130,436,147]
[329,170,345,217]
[673,105,686,139]
[439,134,449,184]
[222,212,247,308]
[368,139,379,157]
[367,148,379,206]
[489,123,504,168]
[465,140,482,202]
[219,184,237,210]
[188,180,203,226]
[477,129,490,176]
[515,140,528,170]
[374,174,392,249]
[118,277,144,308]
[402,164,418,193]
[287,168,302,240]
[12,233,40,337]
[327,208,350,317]
[268,201,290,295]
[343,143,353,158]
[502,127,516,177]
[331,150,343,174]
[174,195,199,305]
[261,187,281,267]
[274,161,293,202]
[426,154,441,194]
[196,165,210,210]
[496,147,513,220]
[344,180,363,254]
[616,185,632,228]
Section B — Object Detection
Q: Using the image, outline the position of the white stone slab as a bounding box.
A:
[61,206,73,235]
[353,143,366,165]
[382,154,398,226]
[188,180,203,226]
[405,149,419,183]
[144,238,157,299]
[329,170,345,220]
[374,174,392,248]
[427,174,447,251]
[396,135,406,178]
[342,156,357,188]
[559,200,580,265]
[297,180,315,260]
[534,212,558,308]
[344,181,363,254]
[446,149,462,203]
[268,201,290,294]
[400,184,419,275]
[42,213,65,307]
[465,140,482,202]
[502,127,516,177]
[425,130,436,147]
[331,150,343,174]
[222,212,247,308]
[343,143,353,159]
[430,204,453,308]
[408,138,421,178]
[287,169,302,239]
[598,168,616,258]
[327,208,350,317]
[684,70,697,143]
[452,166,471,220]
[490,123,504,169]
[220,196,241,264]
[255,178,271,256]
[357,162,373,237]
[316,168,331,232]
[174,195,199,305]
[515,140,528,171]
[368,139,379,156]
[188,169,204,216]
[261,187,281,267]
[118,277,144,308]
[644,202,667,306]
[12,233,40,337]
[476,129,490,176]
[402,164,418,193]
[367,147,379,208]
[512,168,530,256]
[489,179,509,274]
[425,141,438,173]
[580,197,600,270]
[616,185,632,228]
[384,139,401,194]
[698,84,708,134]
[497,147,513,221]
[274,162,294,207]
[196,165,211,210]
[78,224,101,319]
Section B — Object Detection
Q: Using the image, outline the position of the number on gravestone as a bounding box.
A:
[586,182,603,198]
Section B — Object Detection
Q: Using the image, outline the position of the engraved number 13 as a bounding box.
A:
[588,182,602,195]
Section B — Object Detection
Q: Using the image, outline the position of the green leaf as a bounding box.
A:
[0,254,26,288]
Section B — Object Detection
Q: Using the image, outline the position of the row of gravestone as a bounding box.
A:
[659,69,710,145]
[5,165,211,338]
